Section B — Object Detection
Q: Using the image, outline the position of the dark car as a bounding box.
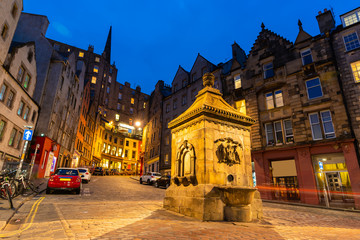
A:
[93,167,105,176]
[154,175,171,188]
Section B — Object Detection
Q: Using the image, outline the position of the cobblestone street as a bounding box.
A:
[0,176,359,240]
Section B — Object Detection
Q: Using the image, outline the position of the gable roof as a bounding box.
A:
[295,20,312,44]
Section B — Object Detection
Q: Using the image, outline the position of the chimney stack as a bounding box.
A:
[316,8,335,34]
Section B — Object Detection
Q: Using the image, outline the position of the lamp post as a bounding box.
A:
[28,144,40,179]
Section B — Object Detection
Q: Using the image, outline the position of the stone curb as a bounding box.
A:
[263,199,360,213]
[0,178,48,231]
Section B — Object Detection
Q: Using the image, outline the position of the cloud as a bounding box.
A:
[52,22,72,38]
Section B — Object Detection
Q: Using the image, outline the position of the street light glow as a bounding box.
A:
[135,121,141,127]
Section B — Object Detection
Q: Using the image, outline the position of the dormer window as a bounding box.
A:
[263,62,274,79]
[342,9,360,27]
[301,49,313,65]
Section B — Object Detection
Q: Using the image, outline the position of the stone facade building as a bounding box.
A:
[0,0,40,170]
[142,80,171,174]
[224,10,360,209]
[12,13,85,176]
[331,7,360,160]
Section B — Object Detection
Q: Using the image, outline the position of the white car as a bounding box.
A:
[77,168,91,183]
[140,172,161,185]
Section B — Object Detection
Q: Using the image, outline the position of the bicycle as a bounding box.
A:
[0,173,14,209]
[14,174,39,196]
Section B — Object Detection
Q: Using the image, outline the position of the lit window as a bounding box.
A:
[234,74,241,89]
[1,23,8,40]
[95,57,100,62]
[265,92,274,110]
[129,119,133,125]
[107,145,111,154]
[301,49,313,65]
[235,100,246,114]
[165,154,169,164]
[118,93,122,100]
[351,61,360,83]
[108,76,112,83]
[343,32,360,51]
[91,76,97,84]
[274,90,284,107]
[79,52,84,57]
[263,62,274,79]
[93,66,99,73]
[67,48,71,52]
[131,98,134,104]
[143,102,146,108]
[306,78,323,100]
[23,74,30,89]
[342,11,360,27]
[17,101,24,116]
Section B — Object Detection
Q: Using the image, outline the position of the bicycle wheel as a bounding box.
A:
[9,180,18,198]
[4,184,14,209]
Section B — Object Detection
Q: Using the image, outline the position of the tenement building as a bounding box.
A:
[142,80,171,174]
[0,0,40,170]
[224,10,360,209]
[331,8,360,162]
[13,13,85,176]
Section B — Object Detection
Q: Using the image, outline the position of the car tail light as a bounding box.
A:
[86,172,89,175]
[151,176,154,178]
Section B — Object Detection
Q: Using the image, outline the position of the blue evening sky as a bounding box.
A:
[24,1,359,94]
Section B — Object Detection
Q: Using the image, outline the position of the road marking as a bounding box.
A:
[0,197,45,237]
[83,188,90,197]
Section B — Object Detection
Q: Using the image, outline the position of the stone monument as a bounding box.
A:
[163,73,263,222]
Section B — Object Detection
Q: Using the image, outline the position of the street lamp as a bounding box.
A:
[135,121,141,127]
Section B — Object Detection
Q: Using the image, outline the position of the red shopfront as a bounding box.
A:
[253,140,360,209]
[29,136,60,178]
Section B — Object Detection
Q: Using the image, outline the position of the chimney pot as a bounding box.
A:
[324,8,327,12]
[318,11,322,14]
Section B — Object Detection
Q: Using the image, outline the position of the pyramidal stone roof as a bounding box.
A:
[168,73,255,130]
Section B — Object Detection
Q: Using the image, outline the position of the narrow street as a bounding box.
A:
[0,177,360,240]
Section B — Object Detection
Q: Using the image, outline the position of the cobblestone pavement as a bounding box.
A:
[0,176,359,240]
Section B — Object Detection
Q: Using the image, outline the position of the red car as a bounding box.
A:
[46,168,82,194]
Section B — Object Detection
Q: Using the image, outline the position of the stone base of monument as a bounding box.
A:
[164,184,263,222]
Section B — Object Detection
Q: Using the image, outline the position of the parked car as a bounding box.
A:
[110,169,120,175]
[46,168,81,194]
[140,172,161,185]
[93,167,105,176]
[154,175,171,188]
[77,168,91,183]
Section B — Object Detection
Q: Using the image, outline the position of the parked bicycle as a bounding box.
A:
[14,172,39,196]
[0,172,14,209]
